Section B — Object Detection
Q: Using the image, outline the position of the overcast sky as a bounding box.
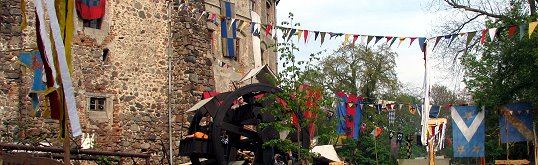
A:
[275,0,463,91]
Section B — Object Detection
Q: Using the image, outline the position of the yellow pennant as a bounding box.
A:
[343,34,351,46]
[529,21,538,38]
[297,30,303,43]
[398,37,406,48]
[320,32,326,46]
[239,21,248,31]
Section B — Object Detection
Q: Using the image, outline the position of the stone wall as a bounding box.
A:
[1,0,278,164]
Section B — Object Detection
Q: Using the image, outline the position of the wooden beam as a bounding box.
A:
[495,159,530,164]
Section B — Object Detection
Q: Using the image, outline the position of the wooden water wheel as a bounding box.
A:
[179,83,310,165]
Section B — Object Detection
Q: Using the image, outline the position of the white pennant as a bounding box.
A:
[360,35,366,45]
[197,11,206,21]
[488,28,497,42]
[229,19,236,30]
[451,107,484,142]
[271,27,277,38]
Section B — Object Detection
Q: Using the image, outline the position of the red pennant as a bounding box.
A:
[408,37,417,47]
[480,29,487,44]
[385,36,393,43]
[433,36,442,50]
[304,30,309,43]
[508,25,517,39]
[352,35,359,45]
[265,24,273,37]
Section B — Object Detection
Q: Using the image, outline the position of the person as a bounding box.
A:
[274,154,285,165]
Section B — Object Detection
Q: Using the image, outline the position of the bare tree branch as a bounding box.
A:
[444,0,504,18]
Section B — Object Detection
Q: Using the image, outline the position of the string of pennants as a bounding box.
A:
[178,3,538,52]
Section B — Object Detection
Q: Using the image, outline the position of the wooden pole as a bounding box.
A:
[428,125,435,165]
[63,133,70,164]
[532,122,538,165]
[375,138,378,165]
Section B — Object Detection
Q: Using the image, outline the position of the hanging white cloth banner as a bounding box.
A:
[34,0,58,88]
[421,44,430,145]
[44,0,82,137]
[251,11,262,68]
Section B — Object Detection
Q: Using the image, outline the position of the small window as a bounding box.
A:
[89,97,106,111]
[83,18,103,29]
[235,38,240,61]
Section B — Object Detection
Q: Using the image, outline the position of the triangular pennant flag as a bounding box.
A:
[398,37,406,48]
[480,29,487,44]
[329,32,334,39]
[304,30,309,43]
[367,36,374,45]
[373,36,383,46]
[460,32,466,37]
[352,35,359,46]
[418,37,426,52]
[229,19,236,30]
[465,31,477,48]
[408,37,417,48]
[343,34,351,46]
[198,11,207,21]
[444,35,451,39]
[314,31,320,41]
[281,28,290,39]
[448,34,458,48]
[320,32,326,46]
[265,24,272,37]
[386,36,393,43]
[488,28,497,41]
[389,37,398,48]
[361,35,366,45]
[239,20,248,31]
[508,26,517,39]
[519,24,527,40]
[210,13,216,22]
[297,30,303,43]
[287,28,297,42]
[528,21,537,38]
[432,36,442,50]
[251,22,257,34]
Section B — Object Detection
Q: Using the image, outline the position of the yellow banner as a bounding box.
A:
[528,21,537,38]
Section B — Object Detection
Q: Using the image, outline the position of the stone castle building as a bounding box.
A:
[0,0,277,163]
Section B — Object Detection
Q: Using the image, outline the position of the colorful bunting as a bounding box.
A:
[418,37,426,52]
[432,36,442,50]
[480,29,487,44]
[352,35,359,46]
[528,21,537,38]
[314,31,319,41]
[488,28,497,41]
[389,37,397,48]
[341,34,349,45]
[297,30,303,43]
[264,24,272,37]
[320,32,326,46]
[519,24,526,40]
[465,31,476,48]
[304,30,309,43]
[374,36,383,46]
[287,28,296,42]
[367,35,374,45]
[508,25,517,39]
[448,34,458,48]
[398,37,406,48]
[238,20,248,31]
[408,37,416,48]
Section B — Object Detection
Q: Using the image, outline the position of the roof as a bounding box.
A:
[186,97,215,113]
[238,64,277,85]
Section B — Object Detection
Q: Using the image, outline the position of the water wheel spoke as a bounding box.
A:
[221,122,259,140]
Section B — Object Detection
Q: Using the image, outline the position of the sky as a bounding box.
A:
[275,0,463,91]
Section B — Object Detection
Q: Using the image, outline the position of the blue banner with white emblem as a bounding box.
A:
[451,106,485,157]
[499,103,534,143]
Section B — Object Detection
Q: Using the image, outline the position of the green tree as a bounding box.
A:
[320,44,399,103]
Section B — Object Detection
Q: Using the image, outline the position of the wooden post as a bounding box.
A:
[427,118,447,165]
[63,133,70,164]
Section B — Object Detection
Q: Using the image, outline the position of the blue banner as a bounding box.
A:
[499,103,534,143]
[335,92,347,135]
[451,106,485,157]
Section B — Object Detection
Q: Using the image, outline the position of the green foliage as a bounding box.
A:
[319,44,399,102]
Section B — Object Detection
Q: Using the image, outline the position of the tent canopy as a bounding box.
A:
[311,145,342,162]
[238,64,277,85]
